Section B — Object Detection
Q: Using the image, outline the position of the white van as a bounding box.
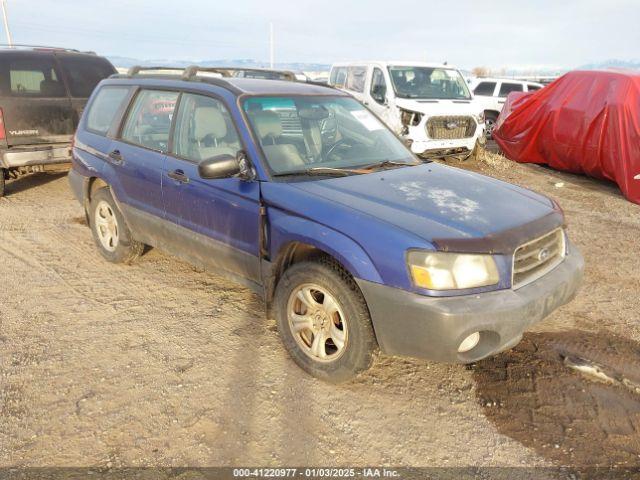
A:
[329,61,486,158]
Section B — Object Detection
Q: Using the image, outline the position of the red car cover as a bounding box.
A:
[493,70,640,204]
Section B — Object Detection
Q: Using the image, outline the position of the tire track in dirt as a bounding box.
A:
[473,330,640,469]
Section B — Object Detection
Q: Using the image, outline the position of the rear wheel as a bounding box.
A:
[89,187,143,264]
[274,258,378,383]
[0,169,6,198]
[485,112,499,139]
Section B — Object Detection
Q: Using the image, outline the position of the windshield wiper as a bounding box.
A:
[360,159,422,170]
[273,167,364,177]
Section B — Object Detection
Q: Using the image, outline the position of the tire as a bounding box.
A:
[485,112,499,140]
[274,257,378,383]
[0,169,6,198]
[89,187,143,264]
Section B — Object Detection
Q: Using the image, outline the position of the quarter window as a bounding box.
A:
[498,82,524,96]
[473,81,497,96]
[172,93,240,162]
[86,86,131,135]
[121,89,179,153]
[527,84,542,92]
[370,68,387,104]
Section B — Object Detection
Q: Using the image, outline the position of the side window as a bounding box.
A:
[86,86,130,135]
[346,66,366,93]
[7,57,65,97]
[370,67,387,104]
[58,56,116,98]
[498,82,524,97]
[331,67,347,87]
[473,81,497,96]
[172,93,240,162]
[527,84,541,92]
[121,89,179,153]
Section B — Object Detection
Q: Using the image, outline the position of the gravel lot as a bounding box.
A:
[1,152,639,474]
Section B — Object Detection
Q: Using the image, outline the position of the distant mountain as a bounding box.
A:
[578,59,640,70]
[107,56,330,72]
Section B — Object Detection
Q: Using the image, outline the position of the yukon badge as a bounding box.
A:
[9,129,39,136]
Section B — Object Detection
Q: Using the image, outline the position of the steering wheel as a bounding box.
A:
[324,139,352,160]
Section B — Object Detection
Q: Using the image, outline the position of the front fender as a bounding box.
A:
[268,208,383,284]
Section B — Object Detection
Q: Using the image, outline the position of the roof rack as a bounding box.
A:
[124,65,233,79]
[0,44,95,54]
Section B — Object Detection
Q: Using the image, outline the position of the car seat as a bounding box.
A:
[250,110,306,172]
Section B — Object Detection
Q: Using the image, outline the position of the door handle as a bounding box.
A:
[108,149,124,165]
[167,169,189,184]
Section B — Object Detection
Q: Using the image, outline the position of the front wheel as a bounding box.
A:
[89,187,143,264]
[274,258,378,383]
[485,112,499,139]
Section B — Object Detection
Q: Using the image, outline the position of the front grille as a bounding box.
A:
[426,116,476,139]
[512,228,566,289]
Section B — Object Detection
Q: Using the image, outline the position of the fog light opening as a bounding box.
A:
[458,332,481,353]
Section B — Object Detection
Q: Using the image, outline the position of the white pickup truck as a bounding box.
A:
[329,61,486,158]
[470,77,544,138]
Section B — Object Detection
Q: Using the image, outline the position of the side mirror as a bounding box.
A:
[198,154,241,179]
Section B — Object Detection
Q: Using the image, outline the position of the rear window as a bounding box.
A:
[3,57,65,97]
[58,55,116,97]
[86,86,131,135]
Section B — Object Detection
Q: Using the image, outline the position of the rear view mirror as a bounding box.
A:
[298,107,329,121]
[198,154,241,179]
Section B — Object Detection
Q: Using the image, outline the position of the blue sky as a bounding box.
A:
[4,0,639,69]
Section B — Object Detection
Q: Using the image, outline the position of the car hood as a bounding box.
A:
[395,98,482,116]
[288,163,562,253]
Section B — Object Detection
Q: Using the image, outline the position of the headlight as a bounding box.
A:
[407,251,499,290]
[400,109,422,127]
[476,112,485,124]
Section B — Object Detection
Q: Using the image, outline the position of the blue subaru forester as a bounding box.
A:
[68,66,584,382]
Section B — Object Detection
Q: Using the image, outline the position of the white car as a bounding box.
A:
[470,78,544,137]
[329,61,485,158]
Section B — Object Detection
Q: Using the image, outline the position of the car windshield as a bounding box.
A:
[388,66,471,100]
[244,95,416,176]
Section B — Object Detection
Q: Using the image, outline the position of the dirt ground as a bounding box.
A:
[1,151,639,475]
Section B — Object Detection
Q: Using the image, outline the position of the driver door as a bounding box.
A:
[161,92,261,283]
[364,67,398,131]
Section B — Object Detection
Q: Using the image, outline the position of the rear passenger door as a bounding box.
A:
[162,92,261,283]
[108,88,178,226]
[0,52,73,146]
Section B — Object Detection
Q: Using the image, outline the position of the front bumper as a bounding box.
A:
[405,123,485,156]
[357,242,584,363]
[1,144,72,168]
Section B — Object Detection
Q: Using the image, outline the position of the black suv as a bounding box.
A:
[0,46,116,197]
